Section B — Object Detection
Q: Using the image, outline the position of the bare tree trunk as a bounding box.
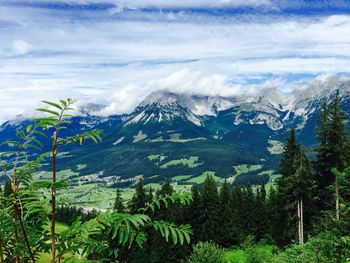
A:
[297,200,302,244]
[335,176,340,221]
[300,198,304,244]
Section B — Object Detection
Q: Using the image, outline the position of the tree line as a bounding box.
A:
[0,94,350,262]
[104,94,350,261]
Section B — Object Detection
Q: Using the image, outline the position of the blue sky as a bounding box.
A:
[1,0,350,122]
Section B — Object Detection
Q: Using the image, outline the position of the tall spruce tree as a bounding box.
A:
[276,128,303,245]
[280,127,299,177]
[218,180,235,246]
[268,186,282,244]
[292,147,315,244]
[276,128,315,246]
[128,179,147,214]
[315,96,348,211]
[151,182,189,262]
[241,184,257,237]
[113,188,125,213]
[187,184,201,243]
[231,184,244,243]
[255,184,270,241]
[198,175,220,243]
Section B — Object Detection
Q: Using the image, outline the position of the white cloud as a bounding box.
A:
[1,4,350,123]
[11,40,31,55]
[91,69,243,116]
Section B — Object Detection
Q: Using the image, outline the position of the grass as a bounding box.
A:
[144,182,192,192]
[33,169,79,181]
[172,175,192,181]
[267,140,284,155]
[148,133,206,143]
[144,183,162,190]
[147,154,167,162]
[234,164,262,175]
[270,174,281,181]
[187,171,220,183]
[56,183,127,209]
[76,164,87,171]
[145,182,192,192]
[173,184,192,192]
[160,156,202,169]
[147,154,160,161]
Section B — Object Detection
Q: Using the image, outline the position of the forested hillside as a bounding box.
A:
[0,95,350,262]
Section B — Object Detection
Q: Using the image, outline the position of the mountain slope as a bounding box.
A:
[1,76,349,187]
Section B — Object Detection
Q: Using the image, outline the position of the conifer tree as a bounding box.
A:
[292,147,315,244]
[276,128,303,245]
[113,188,125,213]
[241,184,257,237]
[315,96,348,211]
[268,186,282,244]
[277,128,315,245]
[151,182,188,262]
[280,127,299,177]
[231,184,244,243]
[218,180,235,246]
[129,179,147,214]
[158,181,173,196]
[155,182,176,220]
[255,184,270,241]
[187,184,201,243]
[198,175,220,243]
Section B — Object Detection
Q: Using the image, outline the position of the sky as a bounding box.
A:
[1,0,350,123]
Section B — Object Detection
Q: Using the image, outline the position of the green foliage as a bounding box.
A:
[139,191,192,214]
[273,129,315,246]
[1,96,349,262]
[219,180,242,246]
[113,188,126,212]
[187,242,225,263]
[3,179,12,197]
[128,179,147,214]
[197,175,220,243]
[315,96,349,211]
[243,236,274,263]
[152,220,192,245]
[274,231,350,263]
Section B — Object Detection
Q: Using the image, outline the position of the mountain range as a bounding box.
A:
[1,76,349,188]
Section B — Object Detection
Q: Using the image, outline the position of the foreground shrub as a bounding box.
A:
[187,242,225,263]
[243,236,274,263]
[274,231,350,263]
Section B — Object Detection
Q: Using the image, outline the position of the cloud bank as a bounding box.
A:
[0,1,350,123]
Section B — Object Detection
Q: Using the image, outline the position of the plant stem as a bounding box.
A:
[11,145,36,263]
[13,199,36,262]
[0,238,4,263]
[51,130,58,263]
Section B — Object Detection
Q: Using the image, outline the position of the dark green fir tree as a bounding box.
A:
[113,188,125,213]
[128,179,147,214]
